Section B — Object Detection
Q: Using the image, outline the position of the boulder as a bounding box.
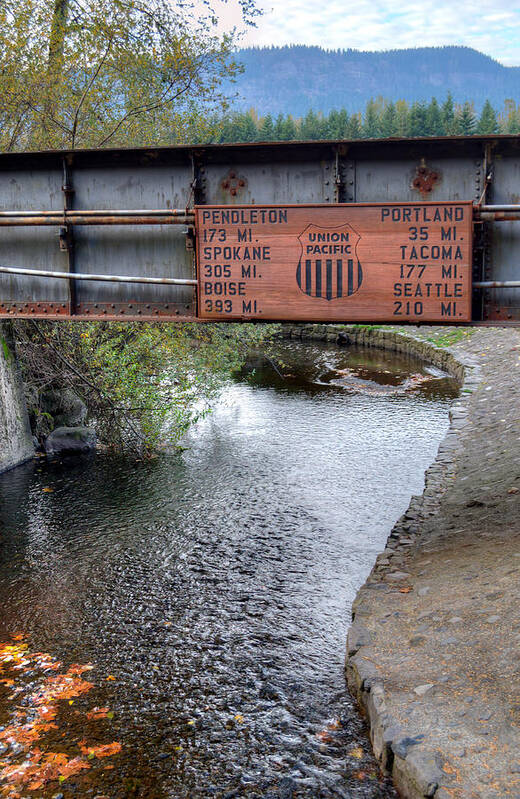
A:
[41,389,87,428]
[44,426,97,457]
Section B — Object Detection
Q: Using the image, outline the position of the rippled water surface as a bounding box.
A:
[0,341,458,798]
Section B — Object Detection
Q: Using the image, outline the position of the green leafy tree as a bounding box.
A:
[0,0,259,151]
[15,321,279,452]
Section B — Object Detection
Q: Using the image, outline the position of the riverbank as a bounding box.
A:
[286,323,520,799]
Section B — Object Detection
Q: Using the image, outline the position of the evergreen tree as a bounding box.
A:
[336,108,349,138]
[258,113,274,140]
[300,109,322,139]
[347,113,362,139]
[477,100,498,134]
[501,99,520,133]
[281,114,298,140]
[395,101,410,137]
[408,101,427,137]
[326,109,341,138]
[242,112,259,141]
[273,113,285,140]
[380,102,398,137]
[425,98,443,136]
[363,99,380,138]
[441,93,456,134]
[456,101,476,135]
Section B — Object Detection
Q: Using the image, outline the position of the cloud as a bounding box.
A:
[222,0,520,65]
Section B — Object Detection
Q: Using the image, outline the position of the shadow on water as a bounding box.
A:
[0,341,458,798]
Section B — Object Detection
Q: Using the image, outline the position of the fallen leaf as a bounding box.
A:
[349,746,363,759]
[234,714,244,723]
[68,663,94,675]
[42,487,54,493]
[106,675,116,681]
[79,741,122,759]
[86,707,111,720]
[316,730,333,743]
[399,587,412,593]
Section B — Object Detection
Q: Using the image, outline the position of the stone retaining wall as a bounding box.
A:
[0,322,34,473]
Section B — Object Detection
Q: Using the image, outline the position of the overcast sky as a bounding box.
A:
[219,0,520,66]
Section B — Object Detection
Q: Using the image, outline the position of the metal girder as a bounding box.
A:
[0,134,519,323]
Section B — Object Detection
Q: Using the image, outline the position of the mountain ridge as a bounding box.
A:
[228,45,520,115]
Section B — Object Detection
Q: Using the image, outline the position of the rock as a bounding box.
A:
[418,586,431,596]
[386,571,411,582]
[41,388,87,428]
[44,426,96,457]
[392,734,425,759]
[414,684,435,696]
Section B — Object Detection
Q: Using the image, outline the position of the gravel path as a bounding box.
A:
[345,326,520,799]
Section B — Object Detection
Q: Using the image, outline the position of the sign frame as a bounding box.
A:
[195,201,473,324]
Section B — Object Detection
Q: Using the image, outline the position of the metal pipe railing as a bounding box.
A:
[473,280,520,289]
[0,265,197,286]
[0,209,194,225]
[479,212,520,221]
[479,205,520,212]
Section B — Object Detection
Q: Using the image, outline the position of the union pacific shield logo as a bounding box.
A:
[296,223,363,300]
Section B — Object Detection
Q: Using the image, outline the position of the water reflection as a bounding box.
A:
[0,341,458,798]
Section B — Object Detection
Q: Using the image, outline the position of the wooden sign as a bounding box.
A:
[195,203,473,323]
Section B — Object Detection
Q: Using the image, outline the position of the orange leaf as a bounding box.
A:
[86,707,110,720]
[68,663,94,675]
[79,741,122,758]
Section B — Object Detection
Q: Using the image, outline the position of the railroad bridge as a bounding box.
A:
[0,134,519,325]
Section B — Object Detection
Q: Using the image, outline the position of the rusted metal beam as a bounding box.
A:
[0,265,197,286]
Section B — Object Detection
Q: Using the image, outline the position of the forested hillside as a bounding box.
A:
[214,97,517,143]
[227,46,520,116]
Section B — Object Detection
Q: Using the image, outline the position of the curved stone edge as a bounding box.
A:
[282,323,481,799]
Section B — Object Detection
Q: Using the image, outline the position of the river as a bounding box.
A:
[0,340,458,798]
